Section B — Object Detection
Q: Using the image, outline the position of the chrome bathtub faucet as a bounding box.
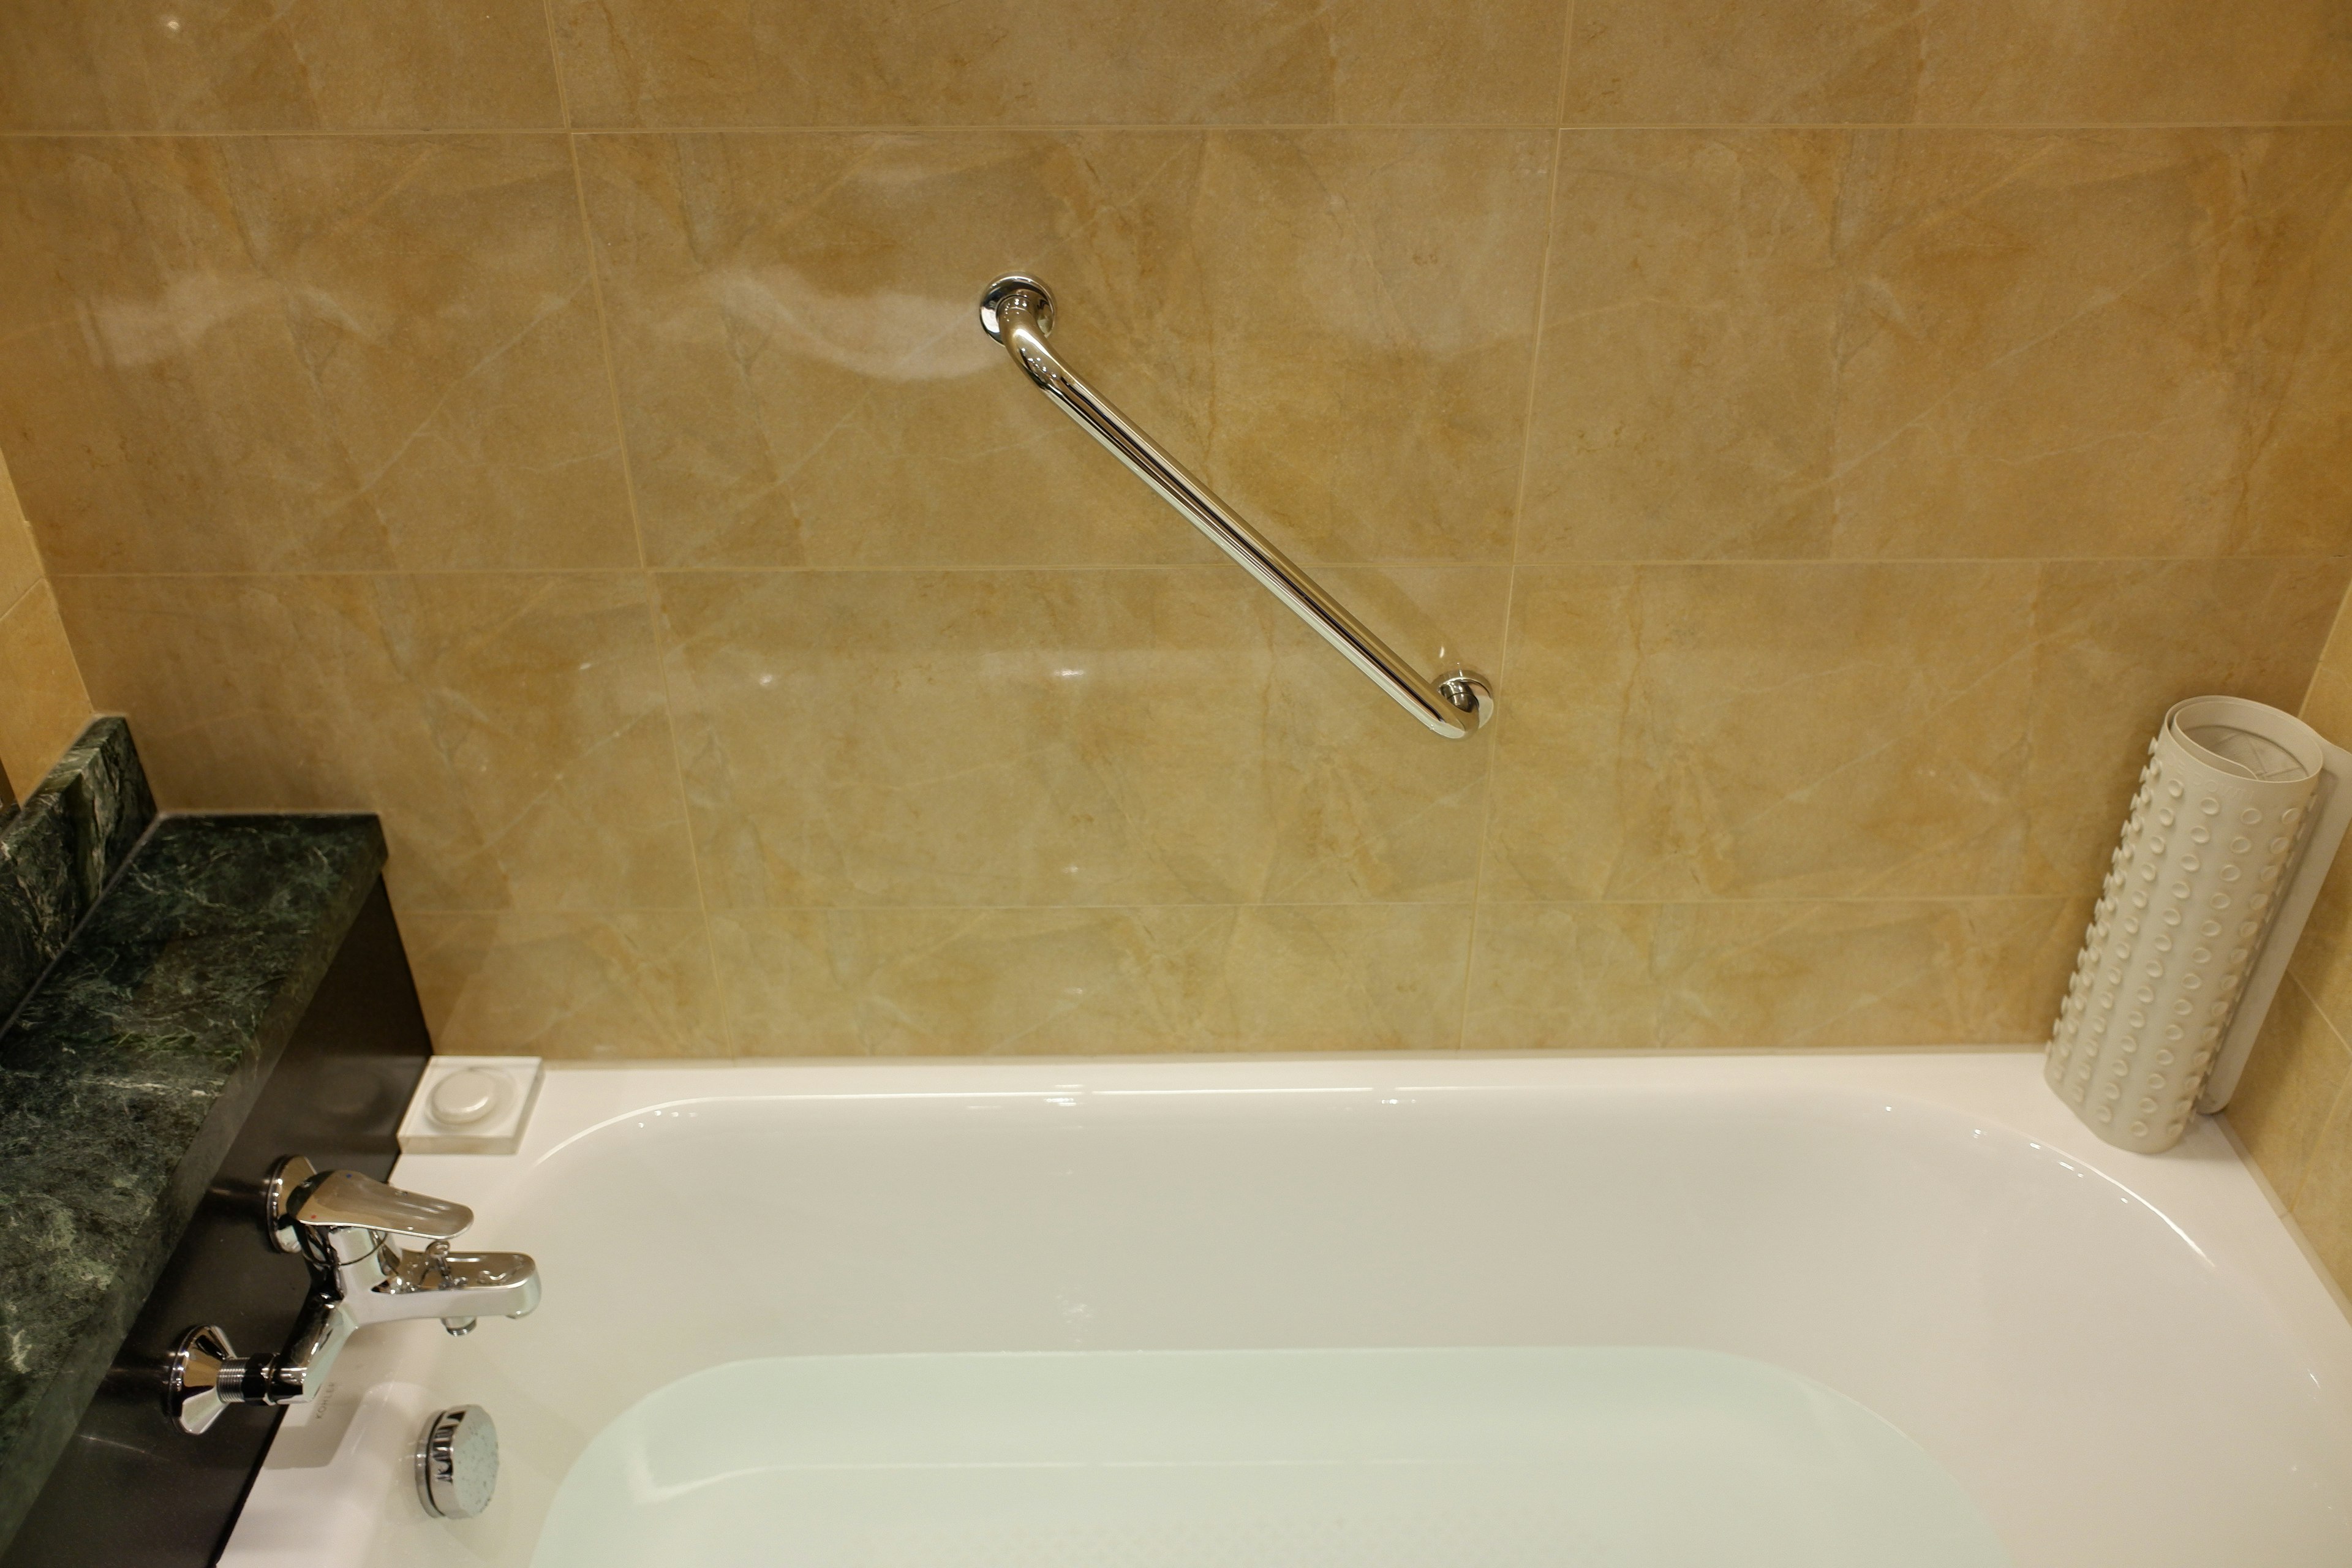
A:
[164,1155,540,1435]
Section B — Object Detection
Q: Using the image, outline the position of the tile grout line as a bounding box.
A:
[2280,970,2352,1213]
[1450,0,1572,1046]
[540,0,741,1061]
[2278,578,2351,1219]
[42,553,2352,582]
[1553,0,1577,126]
[2292,578,2352,718]
[1452,112,1571,1053]
[6,121,2352,140]
[0,578,42,625]
[1556,119,2352,132]
[390,894,2100,916]
[2285,590,2352,1219]
[534,0,573,129]
[536,0,571,129]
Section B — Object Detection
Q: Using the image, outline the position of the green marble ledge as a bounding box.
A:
[0,803,385,1547]
[0,718,156,1023]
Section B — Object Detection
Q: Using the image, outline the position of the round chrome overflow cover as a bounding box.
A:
[416,1404,499,1520]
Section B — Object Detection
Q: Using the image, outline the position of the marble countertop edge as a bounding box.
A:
[0,809,387,1553]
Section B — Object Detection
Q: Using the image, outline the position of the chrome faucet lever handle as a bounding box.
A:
[295,1170,473,1239]
[263,1155,473,1254]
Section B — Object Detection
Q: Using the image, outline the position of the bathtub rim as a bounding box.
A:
[444,1044,2352,1341]
[224,1046,2352,1568]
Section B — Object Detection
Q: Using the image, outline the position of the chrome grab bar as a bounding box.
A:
[979,276,1494,740]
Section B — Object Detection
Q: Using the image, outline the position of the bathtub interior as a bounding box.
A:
[532,1348,2010,1567]
[224,1057,2352,1568]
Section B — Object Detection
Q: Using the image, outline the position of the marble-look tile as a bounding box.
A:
[578,132,1550,568]
[1562,0,2352,125]
[552,0,1564,129]
[0,0,562,131]
[2290,1084,2352,1300]
[0,137,635,575]
[2228,977,2352,1208]
[1462,896,2084,1051]
[1488,558,2348,906]
[658,565,1504,908]
[2290,608,2352,1030]
[0,582,93,804]
[2286,844,2352,1034]
[0,450,43,617]
[712,903,1471,1055]
[2023,557,2351,900]
[1523,130,2352,562]
[1525,132,1842,562]
[50,573,698,914]
[1829,130,2352,561]
[1483,563,2041,902]
[2302,595,2352,742]
[1488,557,2352,905]
[402,911,728,1058]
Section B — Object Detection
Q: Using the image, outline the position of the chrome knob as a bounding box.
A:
[164,1325,239,1435]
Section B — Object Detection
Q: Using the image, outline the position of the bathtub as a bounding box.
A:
[217,1050,2352,1567]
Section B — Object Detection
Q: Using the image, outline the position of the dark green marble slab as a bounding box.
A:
[0,811,385,1550]
[0,718,156,1027]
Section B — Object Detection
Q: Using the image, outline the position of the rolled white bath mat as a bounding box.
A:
[2048,696,2352,1154]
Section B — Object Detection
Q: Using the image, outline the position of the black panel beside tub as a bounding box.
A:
[0,721,431,1567]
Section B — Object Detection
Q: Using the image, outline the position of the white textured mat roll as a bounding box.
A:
[2048,697,2352,1154]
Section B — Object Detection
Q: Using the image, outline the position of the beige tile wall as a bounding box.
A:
[1,2,2348,1057]
[0,447,92,801]
[2229,606,2352,1300]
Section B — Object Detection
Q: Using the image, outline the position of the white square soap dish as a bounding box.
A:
[399,1056,543,1155]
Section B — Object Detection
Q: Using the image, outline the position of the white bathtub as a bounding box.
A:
[219,1050,2352,1567]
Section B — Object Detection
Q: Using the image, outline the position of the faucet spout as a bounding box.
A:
[367,1243,541,1327]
